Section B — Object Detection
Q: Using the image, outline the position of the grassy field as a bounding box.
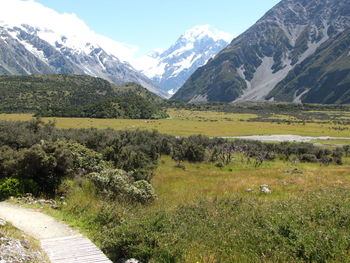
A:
[20,153,350,263]
[1,108,350,137]
[152,155,350,209]
[3,107,350,262]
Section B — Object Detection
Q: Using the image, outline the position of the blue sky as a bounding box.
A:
[35,0,280,56]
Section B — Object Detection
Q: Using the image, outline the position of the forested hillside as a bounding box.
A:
[0,75,167,119]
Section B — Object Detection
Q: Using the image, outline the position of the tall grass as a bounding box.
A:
[99,188,350,263]
[1,109,350,137]
[48,173,350,262]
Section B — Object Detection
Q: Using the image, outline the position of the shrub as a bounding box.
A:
[0,178,23,199]
[132,180,157,204]
[0,178,38,199]
[171,140,206,163]
[47,140,109,174]
[16,145,60,195]
[88,169,156,203]
[0,146,19,180]
[343,145,350,157]
[104,142,157,182]
[0,140,110,197]
[98,189,350,263]
[300,154,318,163]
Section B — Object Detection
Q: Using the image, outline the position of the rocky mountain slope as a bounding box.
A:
[173,0,350,104]
[0,0,166,97]
[137,25,232,97]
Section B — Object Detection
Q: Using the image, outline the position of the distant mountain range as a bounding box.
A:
[1,0,349,105]
[173,0,350,104]
[0,0,168,97]
[0,23,167,95]
[0,0,232,99]
[136,25,232,97]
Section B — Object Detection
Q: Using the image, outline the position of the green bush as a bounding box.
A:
[0,140,110,197]
[88,169,156,203]
[300,153,318,163]
[0,178,38,199]
[171,140,206,163]
[48,140,109,174]
[0,178,23,199]
[132,180,157,204]
[104,145,156,182]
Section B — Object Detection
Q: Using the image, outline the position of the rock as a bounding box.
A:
[260,184,272,194]
[50,204,59,209]
[0,235,43,262]
[118,259,140,263]
[0,219,6,227]
[35,200,46,205]
[21,239,31,249]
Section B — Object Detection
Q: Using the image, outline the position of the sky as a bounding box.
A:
[34,0,281,56]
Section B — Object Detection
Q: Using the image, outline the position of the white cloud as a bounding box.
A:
[0,0,139,63]
[0,1,234,71]
[182,24,234,43]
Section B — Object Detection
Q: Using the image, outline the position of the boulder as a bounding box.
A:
[260,184,272,194]
[0,219,6,227]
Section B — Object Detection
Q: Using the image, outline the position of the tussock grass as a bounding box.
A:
[32,154,350,262]
[1,108,350,137]
[152,156,350,209]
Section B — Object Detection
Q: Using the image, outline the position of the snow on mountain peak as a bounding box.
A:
[133,25,233,97]
[0,0,138,63]
[181,24,234,43]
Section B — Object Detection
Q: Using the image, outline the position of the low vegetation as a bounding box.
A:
[1,106,350,138]
[37,95,168,119]
[1,117,350,262]
[100,189,350,263]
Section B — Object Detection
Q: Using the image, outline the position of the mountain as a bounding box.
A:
[172,0,350,104]
[0,0,166,97]
[136,25,232,98]
[0,74,164,113]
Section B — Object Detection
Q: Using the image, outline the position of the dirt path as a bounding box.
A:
[0,202,112,263]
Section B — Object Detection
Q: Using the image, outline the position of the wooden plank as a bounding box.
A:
[41,235,112,263]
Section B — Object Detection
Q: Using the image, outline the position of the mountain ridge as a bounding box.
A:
[172,0,350,104]
[0,0,167,97]
[136,25,232,97]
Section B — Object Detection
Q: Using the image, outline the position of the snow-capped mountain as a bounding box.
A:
[0,0,166,97]
[135,25,233,97]
[173,0,350,104]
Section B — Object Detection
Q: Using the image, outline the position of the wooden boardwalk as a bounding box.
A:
[42,235,112,263]
[0,202,112,263]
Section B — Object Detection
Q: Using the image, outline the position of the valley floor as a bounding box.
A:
[1,107,350,262]
[1,108,350,138]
